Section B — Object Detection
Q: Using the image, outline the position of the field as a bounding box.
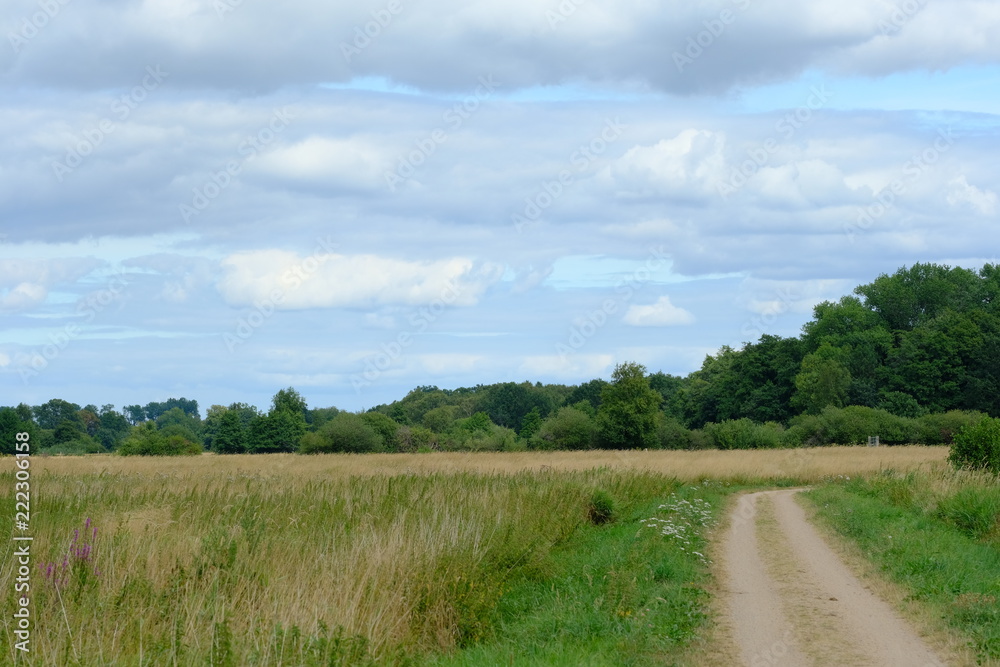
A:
[5,446,997,665]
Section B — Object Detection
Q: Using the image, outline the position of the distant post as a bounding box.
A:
[867,435,880,447]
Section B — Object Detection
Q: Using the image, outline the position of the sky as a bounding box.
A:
[2,0,999,415]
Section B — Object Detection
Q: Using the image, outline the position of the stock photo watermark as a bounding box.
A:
[180,106,296,223]
[740,283,803,340]
[844,127,955,243]
[717,84,833,200]
[673,0,752,72]
[556,246,670,358]
[51,65,169,182]
[350,281,463,392]
[878,0,927,35]
[340,0,404,62]
[384,75,500,192]
[223,236,337,352]
[512,117,626,232]
[8,0,72,54]
[17,269,131,384]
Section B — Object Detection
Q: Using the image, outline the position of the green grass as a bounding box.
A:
[423,483,726,666]
[804,470,1000,662]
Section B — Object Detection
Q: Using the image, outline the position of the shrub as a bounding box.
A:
[703,418,784,450]
[299,414,384,454]
[531,406,596,451]
[949,416,1000,472]
[918,410,986,445]
[396,425,437,452]
[656,416,691,450]
[118,423,201,456]
[815,405,918,446]
[360,412,400,452]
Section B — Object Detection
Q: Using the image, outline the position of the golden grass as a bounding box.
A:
[33,445,950,484]
[4,447,951,664]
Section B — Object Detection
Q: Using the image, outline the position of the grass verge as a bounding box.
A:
[803,470,1000,663]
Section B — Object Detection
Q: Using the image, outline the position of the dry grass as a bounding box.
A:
[4,447,950,664]
[33,445,949,483]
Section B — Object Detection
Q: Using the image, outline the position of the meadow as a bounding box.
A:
[3,446,992,665]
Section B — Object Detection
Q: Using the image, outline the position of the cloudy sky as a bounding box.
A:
[2,0,999,414]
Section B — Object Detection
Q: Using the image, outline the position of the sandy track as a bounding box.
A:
[719,489,947,667]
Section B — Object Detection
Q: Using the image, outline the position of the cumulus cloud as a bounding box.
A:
[623,296,695,326]
[947,175,998,215]
[217,250,504,309]
[608,130,727,200]
[0,258,103,311]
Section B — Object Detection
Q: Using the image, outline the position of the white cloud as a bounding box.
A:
[623,296,695,327]
[608,130,727,199]
[217,250,504,309]
[947,175,998,215]
[254,136,388,190]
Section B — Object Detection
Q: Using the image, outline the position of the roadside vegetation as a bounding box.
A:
[805,467,1000,663]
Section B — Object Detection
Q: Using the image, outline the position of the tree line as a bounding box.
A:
[2,263,999,456]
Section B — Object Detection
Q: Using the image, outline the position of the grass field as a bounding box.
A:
[0,446,965,665]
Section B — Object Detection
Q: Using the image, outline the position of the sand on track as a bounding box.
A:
[717,489,948,667]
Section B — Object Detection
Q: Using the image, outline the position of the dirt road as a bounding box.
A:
[717,489,948,666]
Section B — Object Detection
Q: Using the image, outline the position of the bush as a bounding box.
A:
[656,416,691,450]
[531,406,596,451]
[118,423,201,456]
[396,425,437,452]
[918,410,986,445]
[815,405,918,445]
[299,413,384,454]
[703,418,783,450]
[950,416,1000,472]
[361,412,400,452]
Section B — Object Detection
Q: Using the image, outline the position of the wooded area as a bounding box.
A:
[3,263,999,455]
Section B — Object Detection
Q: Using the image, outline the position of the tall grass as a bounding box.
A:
[1,461,723,664]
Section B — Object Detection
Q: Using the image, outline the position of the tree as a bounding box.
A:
[0,408,26,455]
[123,405,146,425]
[213,409,248,454]
[271,387,308,421]
[33,399,82,430]
[793,345,851,414]
[155,407,201,443]
[518,407,543,440]
[532,406,596,450]
[247,411,303,453]
[360,412,399,451]
[597,362,662,449]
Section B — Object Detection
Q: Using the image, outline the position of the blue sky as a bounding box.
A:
[2,0,999,415]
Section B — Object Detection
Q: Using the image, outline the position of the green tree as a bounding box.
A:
[518,407,543,440]
[596,362,662,449]
[532,405,596,450]
[271,387,308,421]
[793,345,851,414]
[213,409,248,454]
[33,399,82,430]
[360,412,399,452]
[0,408,27,455]
[247,411,303,454]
